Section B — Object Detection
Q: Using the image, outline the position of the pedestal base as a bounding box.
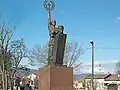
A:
[39,66,73,90]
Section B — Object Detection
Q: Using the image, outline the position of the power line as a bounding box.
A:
[95,47,120,50]
[84,47,120,51]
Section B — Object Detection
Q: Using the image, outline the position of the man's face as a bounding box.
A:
[58,26,64,33]
[59,26,62,30]
[52,20,56,26]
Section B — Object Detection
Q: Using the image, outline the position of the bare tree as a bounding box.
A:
[28,42,83,71]
[0,22,15,90]
[10,39,27,75]
[0,22,15,69]
[8,39,27,90]
[0,22,27,90]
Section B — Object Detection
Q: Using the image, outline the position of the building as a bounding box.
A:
[83,73,120,90]
[73,74,90,90]
[27,73,37,88]
[84,74,111,90]
[104,74,120,90]
[73,80,84,90]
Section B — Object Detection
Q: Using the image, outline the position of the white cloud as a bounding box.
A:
[82,60,118,67]
[115,16,120,23]
[79,60,118,74]
[21,58,119,74]
[117,16,120,20]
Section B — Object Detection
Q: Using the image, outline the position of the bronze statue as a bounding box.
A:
[58,25,64,34]
[43,0,66,66]
[54,25,65,65]
[43,0,57,65]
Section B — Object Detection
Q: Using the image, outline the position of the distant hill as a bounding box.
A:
[30,69,90,81]
[16,68,90,81]
[73,73,90,81]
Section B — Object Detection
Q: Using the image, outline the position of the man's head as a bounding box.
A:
[58,25,64,33]
[51,20,56,26]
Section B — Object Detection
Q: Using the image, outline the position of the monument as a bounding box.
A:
[39,0,73,90]
[43,0,67,66]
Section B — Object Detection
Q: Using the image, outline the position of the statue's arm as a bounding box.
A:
[48,10,51,32]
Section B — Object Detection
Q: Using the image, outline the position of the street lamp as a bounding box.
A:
[90,40,94,90]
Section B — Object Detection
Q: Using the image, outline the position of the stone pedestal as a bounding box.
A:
[39,66,73,90]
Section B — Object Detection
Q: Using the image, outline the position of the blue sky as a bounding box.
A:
[0,0,120,73]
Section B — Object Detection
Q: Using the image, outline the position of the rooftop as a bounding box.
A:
[105,74,120,81]
[85,74,111,79]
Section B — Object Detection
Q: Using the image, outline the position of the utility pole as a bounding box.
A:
[90,40,94,90]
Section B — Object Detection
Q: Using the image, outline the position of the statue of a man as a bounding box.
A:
[57,25,64,34]
[54,25,64,65]
[47,10,57,65]
[44,0,66,66]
